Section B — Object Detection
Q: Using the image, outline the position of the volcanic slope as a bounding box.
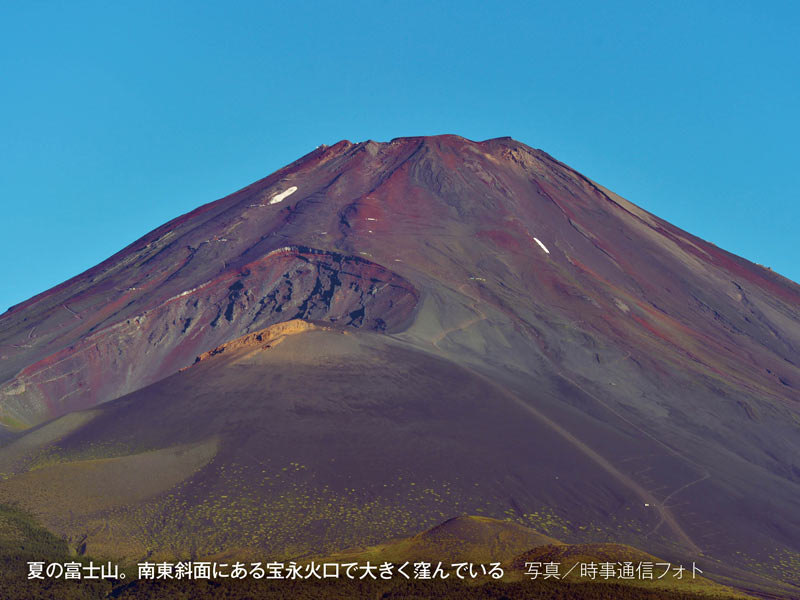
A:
[3,320,646,560]
[1,135,799,596]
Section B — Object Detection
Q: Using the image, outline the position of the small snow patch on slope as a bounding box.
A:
[533,237,550,254]
[269,186,298,205]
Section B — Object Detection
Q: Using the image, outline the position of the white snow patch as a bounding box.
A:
[533,237,550,254]
[264,246,297,259]
[613,298,630,313]
[269,186,298,205]
[164,287,199,303]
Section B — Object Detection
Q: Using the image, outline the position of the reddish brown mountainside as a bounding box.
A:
[0,136,798,597]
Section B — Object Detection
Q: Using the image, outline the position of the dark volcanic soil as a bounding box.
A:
[0,135,799,597]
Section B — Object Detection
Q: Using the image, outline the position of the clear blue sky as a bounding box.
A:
[1,1,798,311]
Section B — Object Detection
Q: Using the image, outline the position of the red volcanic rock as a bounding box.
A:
[0,244,417,426]
[1,135,799,596]
[2,134,799,426]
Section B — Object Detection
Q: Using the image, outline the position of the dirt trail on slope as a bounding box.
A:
[552,369,711,550]
[425,285,703,557]
[468,367,702,556]
[430,286,488,351]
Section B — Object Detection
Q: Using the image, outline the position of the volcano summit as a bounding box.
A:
[1,135,798,597]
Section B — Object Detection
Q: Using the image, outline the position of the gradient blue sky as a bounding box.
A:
[1,1,798,312]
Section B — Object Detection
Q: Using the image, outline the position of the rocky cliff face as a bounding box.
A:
[0,241,417,427]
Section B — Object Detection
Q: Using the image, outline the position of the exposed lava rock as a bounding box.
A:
[0,247,417,426]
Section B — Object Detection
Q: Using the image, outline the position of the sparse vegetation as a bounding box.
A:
[0,502,761,600]
[0,503,111,599]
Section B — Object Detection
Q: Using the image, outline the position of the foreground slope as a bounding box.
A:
[1,320,798,596]
[1,135,799,596]
[322,516,751,598]
[0,507,752,600]
[4,321,628,559]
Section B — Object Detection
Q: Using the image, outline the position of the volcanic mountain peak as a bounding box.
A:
[1,135,800,596]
